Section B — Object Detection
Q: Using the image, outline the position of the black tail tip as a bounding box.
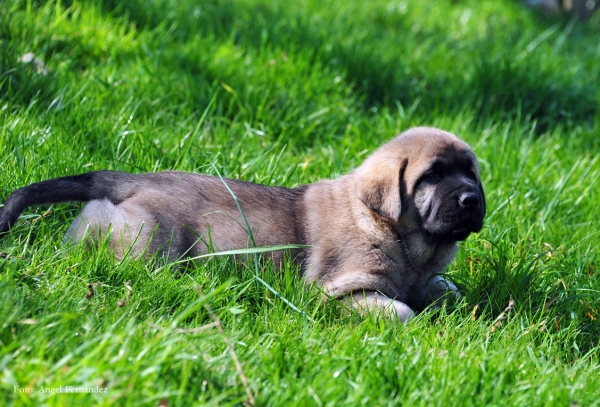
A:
[0,218,13,236]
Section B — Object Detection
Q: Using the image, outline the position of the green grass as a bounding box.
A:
[1,0,599,405]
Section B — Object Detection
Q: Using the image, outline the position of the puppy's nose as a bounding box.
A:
[458,192,480,210]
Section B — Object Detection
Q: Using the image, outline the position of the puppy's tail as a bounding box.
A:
[0,171,138,234]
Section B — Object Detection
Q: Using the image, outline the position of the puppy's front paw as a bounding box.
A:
[348,291,416,322]
[421,275,461,308]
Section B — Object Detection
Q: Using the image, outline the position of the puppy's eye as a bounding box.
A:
[421,170,442,183]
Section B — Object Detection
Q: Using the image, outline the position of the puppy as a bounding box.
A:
[0,127,485,321]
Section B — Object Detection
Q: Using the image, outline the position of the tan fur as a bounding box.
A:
[301,128,482,316]
[0,127,485,321]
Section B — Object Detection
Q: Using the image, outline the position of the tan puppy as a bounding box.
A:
[0,127,485,321]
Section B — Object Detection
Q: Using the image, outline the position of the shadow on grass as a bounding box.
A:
[95,0,596,132]
[463,240,600,355]
[4,0,597,134]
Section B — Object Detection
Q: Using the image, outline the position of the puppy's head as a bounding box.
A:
[357,127,485,243]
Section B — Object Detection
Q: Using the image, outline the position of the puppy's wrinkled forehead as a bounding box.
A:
[397,127,471,153]
[392,128,479,188]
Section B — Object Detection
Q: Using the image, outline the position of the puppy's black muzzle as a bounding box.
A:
[423,179,486,243]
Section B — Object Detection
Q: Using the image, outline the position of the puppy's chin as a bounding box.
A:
[449,229,473,242]
[423,218,483,244]
[424,230,470,245]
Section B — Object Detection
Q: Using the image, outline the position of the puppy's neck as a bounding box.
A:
[351,189,458,276]
[396,229,459,276]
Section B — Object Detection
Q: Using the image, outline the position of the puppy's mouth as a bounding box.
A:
[450,228,474,242]
[423,215,483,243]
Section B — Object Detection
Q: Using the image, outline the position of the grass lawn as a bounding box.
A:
[1,0,599,405]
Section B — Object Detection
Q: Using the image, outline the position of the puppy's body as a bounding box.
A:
[66,172,309,262]
[0,127,486,321]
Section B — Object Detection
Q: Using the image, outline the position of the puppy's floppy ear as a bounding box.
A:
[357,157,406,221]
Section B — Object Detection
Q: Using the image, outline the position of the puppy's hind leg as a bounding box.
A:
[349,291,416,322]
[64,198,128,254]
